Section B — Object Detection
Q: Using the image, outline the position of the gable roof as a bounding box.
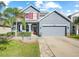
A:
[22,5,40,12]
[68,12,79,19]
[38,10,71,22]
[70,12,79,16]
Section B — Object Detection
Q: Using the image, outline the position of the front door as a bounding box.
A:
[32,23,38,35]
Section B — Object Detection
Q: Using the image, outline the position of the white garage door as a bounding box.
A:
[41,26,66,36]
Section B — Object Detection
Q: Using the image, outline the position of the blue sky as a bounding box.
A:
[3,1,79,15]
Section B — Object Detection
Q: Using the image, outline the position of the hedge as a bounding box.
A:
[17,32,31,37]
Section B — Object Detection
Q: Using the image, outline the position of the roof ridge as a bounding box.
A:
[21,5,40,12]
[38,10,71,22]
[54,11,71,22]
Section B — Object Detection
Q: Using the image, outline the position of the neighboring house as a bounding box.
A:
[0,1,5,12]
[0,25,11,34]
[13,5,72,36]
[68,12,79,35]
[0,1,6,25]
[0,2,11,34]
[68,12,79,22]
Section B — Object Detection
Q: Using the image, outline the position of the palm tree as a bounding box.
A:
[74,17,79,35]
[0,13,5,25]
[2,8,26,36]
[3,8,15,26]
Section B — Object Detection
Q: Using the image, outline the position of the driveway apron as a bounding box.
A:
[38,36,79,57]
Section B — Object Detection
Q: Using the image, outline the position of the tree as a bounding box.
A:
[74,17,79,35]
[3,8,15,26]
[2,8,26,36]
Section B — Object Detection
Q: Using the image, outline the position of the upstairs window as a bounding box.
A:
[26,13,33,19]
[25,13,38,20]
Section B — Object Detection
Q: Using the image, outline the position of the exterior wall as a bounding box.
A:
[39,12,48,19]
[71,12,79,22]
[24,7,39,13]
[39,12,71,36]
[0,27,11,34]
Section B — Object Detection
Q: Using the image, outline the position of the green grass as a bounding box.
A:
[0,39,40,57]
[68,34,79,40]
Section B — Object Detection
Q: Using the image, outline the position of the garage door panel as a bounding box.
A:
[41,26,66,36]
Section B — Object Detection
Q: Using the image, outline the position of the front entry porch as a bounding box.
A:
[12,22,39,36]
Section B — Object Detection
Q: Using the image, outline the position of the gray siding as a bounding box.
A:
[39,12,71,36]
[24,7,39,13]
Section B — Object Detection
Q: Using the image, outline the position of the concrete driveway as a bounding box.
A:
[38,36,79,57]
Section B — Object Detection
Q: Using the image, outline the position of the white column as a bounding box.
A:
[28,24,31,32]
[76,25,79,35]
[20,24,22,32]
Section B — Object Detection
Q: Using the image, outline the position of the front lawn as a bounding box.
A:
[0,39,40,57]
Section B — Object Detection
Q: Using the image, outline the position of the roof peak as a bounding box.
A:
[22,4,40,12]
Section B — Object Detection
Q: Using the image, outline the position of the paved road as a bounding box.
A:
[38,36,79,57]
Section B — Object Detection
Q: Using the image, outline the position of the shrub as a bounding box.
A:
[18,32,31,37]
[69,34,79,39]
[0,34,7,36]
[0,38,9,51]
[0,39,8,44]
[0,34,7,39]
[7,32,15,37]
[0,37,10,45]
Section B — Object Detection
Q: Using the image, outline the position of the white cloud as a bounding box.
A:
[35,1,62,11]
[67,10,71,12]
[45,2,62,9]
[66,9,79,16]
[18,6,23,9]
[40,8,47,11]
[67,12,72,16]
[75,4,79,7]
[66,10,72,15]
[75,9,79,12]
[35,1,43,8]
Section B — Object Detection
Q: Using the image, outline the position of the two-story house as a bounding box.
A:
[12,5,71,36]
